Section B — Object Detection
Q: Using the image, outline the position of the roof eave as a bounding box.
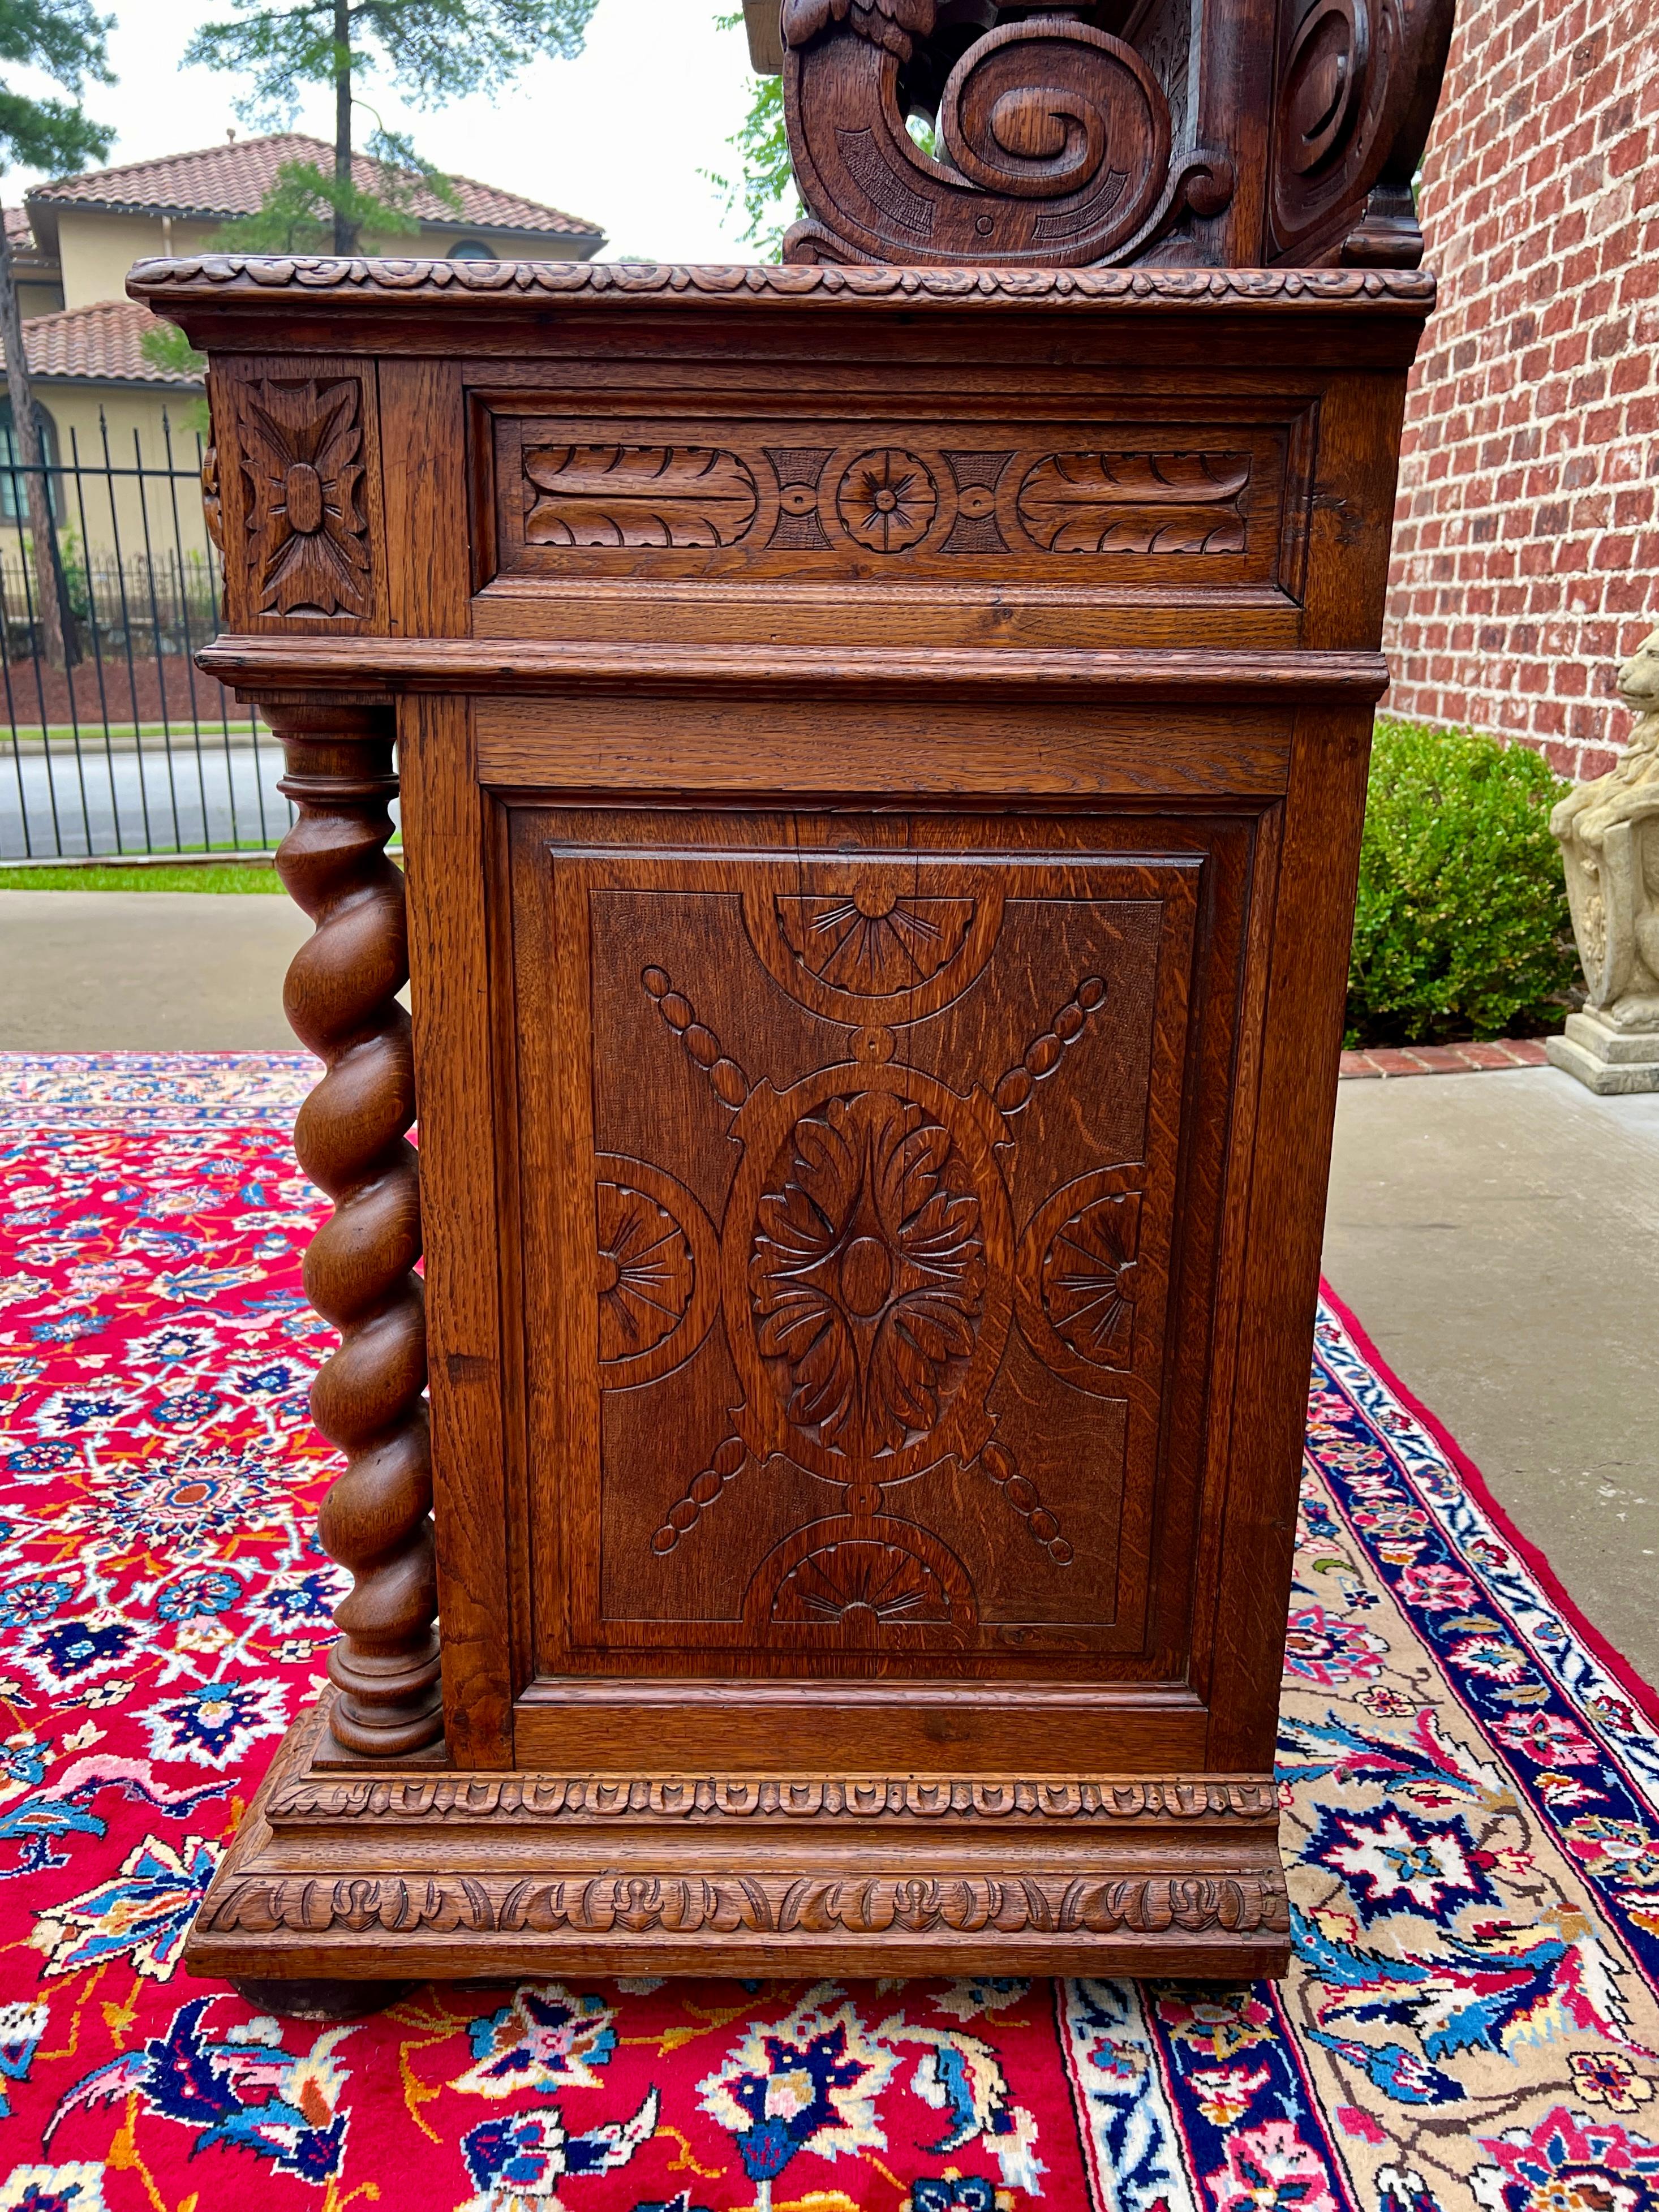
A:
[18,371,205,391]
[26,187,607,248]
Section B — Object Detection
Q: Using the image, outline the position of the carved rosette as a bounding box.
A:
[836,447,938,550]
[268,705,441,1757]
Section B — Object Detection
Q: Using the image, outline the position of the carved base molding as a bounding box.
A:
[186,1702,1290,1982]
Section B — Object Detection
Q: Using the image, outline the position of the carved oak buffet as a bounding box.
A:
[132,0,1449,2004]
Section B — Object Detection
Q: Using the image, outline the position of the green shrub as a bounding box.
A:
[1346,718,1581,1046]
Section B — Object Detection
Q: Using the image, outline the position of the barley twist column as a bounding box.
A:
[268,701,442,1758]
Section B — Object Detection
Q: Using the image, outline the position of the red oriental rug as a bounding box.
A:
[3,1050,1659,2212]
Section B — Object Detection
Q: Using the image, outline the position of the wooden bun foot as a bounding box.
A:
[227,1976,416,2022]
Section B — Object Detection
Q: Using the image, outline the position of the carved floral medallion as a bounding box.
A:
[236,378,371,618]
[750,1091,987,1462]
[571,845,1194,1654]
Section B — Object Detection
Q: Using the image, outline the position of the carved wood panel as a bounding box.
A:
[235,377,371,616]
[492,412,1306,587]
[512,808,1220,1683]
[212,356,387,631]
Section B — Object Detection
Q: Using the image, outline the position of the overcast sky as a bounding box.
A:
[1,0,762,264]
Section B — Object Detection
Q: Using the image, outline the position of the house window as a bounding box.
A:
[448,238,497,261]
[0,399,60,523]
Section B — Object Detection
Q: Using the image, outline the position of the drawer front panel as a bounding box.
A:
[508,803,1253,1686]
[487,408,1314,594]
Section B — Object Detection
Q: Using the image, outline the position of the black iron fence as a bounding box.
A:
[1,412,292,862]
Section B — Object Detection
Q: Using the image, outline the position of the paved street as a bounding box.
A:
[1,738,292,859]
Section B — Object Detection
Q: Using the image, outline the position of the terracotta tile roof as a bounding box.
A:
[4,206,32,245]
[0,299,199,386]
[28,132,604,242]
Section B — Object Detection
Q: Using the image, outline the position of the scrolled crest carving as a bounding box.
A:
[1267,0,1456,267]
[783,1,1196,267]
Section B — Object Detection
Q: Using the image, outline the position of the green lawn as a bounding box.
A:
[0,861,285,892]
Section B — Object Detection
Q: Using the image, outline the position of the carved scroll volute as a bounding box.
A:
[781,1,1204,267]
[1267,0,1456,266]
[268,703,442,1759]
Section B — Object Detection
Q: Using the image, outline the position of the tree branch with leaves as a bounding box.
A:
[185,0,600,255]
[706,7,798,259]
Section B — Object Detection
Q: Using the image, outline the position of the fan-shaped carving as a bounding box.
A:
[1042,1191,1141,1367]
[770,1537,954,1626]
[773,891,977,996]
[596,1181,695,1364]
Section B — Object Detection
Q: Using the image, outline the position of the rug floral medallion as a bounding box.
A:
[1,1052,1657,2212]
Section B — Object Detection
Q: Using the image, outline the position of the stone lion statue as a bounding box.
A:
[1550,625,1659,1032]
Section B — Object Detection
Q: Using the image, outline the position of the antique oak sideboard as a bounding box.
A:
[131,0,1449,2006]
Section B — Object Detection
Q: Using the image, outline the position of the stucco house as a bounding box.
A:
[1,133,604,557]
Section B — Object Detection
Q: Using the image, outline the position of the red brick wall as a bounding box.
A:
[1381,0,1659,780]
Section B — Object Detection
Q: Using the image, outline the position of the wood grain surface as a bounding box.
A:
[155,8,1447,1987]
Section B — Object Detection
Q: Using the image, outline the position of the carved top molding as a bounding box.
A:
[270,1771,1280,1824]
[128,254,1435,313]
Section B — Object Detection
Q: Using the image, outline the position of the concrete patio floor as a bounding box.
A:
[1324,1066,1659,1685]
[1,889,310,1050]
[6,890,1658,1684]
